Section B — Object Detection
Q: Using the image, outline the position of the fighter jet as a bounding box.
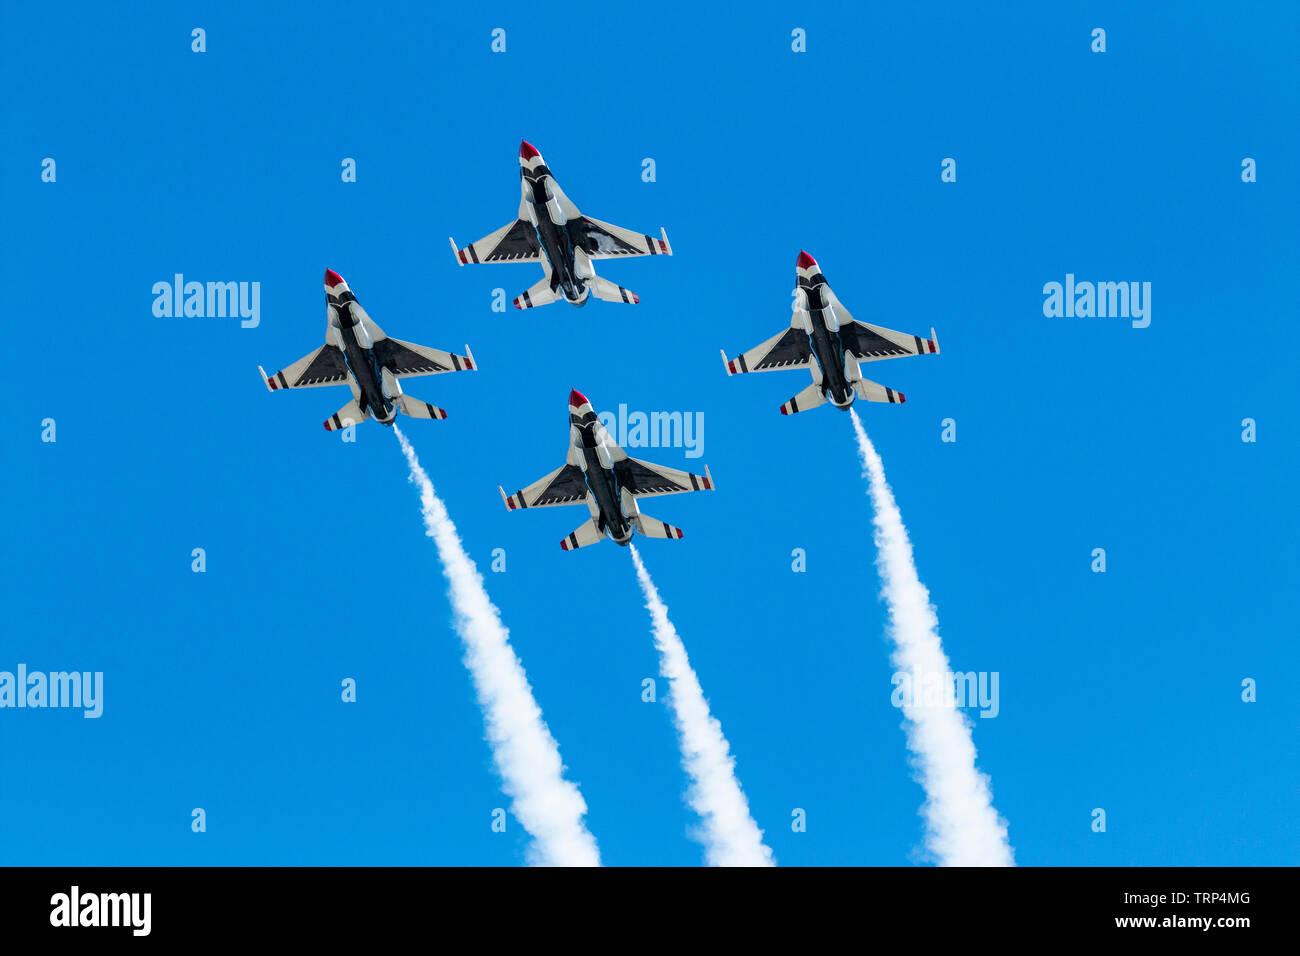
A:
[500,390,714,550]
[259,270,476,430]
[449,140,673,309]
[721,252,940,414]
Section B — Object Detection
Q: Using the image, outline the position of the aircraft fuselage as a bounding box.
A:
[571,416,633,544]
[521,165,588,306]
[799,281,856,410]
[329,297,397,425]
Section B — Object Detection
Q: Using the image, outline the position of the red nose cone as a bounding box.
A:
[519,140,540,160]
[796,251,818,270]
[569,388,590,408]
[324,269,344,288]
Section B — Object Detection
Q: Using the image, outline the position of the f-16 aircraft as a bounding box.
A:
[721,252,940,414]
[259,270,476,430]
[499,390,714,550]
[450,140,673,310]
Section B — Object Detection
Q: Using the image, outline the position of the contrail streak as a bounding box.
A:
[629,544,774,866]
[394,426,601,866]
[849,410,1014,866]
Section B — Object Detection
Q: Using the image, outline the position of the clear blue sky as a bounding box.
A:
[2,1,1295,866]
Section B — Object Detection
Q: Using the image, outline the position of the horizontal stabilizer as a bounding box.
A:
[395,394,448,420]
[853,378,906,404]
[587,276,639,305]
[560,517,604,551]
[635,513,685,540]
[514,276,562,310]
[779,382,828,416]
[324,399,370,431]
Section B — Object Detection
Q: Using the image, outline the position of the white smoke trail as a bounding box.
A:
[394,426,601,867]
[628,544,774,867]
[849,410,1014,867]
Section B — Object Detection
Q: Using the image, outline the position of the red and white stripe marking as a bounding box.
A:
[448,237,468,266]
[796,250,820,280]
[260,366,289,391]
[519,139,546,172]
[568,388,593,415]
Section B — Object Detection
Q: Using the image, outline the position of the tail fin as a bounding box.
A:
[324,399,371,431]
[852,378,906,404]
[634,513,685,540]
[395,394,449,420]
[560,517,605,551]
[587,276,640,305]
[514,276,562,310]
[779,382,828,416]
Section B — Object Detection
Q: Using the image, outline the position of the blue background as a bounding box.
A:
[1,1,1295,865]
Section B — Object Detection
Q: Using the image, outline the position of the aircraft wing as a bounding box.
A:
[615,457,714,499]
[500,464,588,510]
[839,321,939,363]
[373,339,476,379]
[261,345,350,390]
[451,220,541,264]
[572,218,672,260]
[722,326,812,375]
